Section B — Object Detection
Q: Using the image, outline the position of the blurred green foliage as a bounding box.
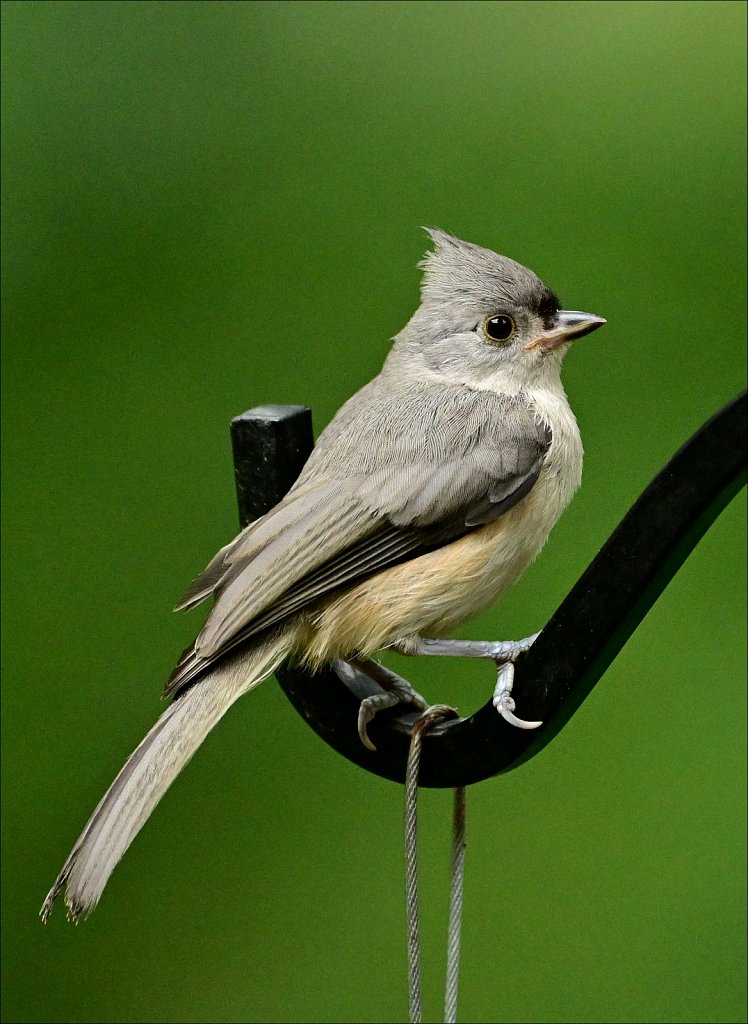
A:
[2,2,745,1022]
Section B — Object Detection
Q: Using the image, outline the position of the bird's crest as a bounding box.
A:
[418,227,557,313]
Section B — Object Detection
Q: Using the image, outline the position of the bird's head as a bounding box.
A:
[391,228,605,391]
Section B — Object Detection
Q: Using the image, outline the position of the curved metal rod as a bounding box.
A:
[230,392,747,788]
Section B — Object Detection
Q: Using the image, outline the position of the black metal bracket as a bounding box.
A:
[230,392,747,788]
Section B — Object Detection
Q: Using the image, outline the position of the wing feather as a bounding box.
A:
[166,383,551,698]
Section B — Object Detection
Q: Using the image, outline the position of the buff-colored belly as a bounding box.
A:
[296,464,572,669]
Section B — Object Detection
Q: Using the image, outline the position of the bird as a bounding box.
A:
[41,228,605,922]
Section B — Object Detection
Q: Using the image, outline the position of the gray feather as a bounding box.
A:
[165,383,550,697]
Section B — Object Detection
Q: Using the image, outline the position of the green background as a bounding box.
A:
[2,2,746,1022]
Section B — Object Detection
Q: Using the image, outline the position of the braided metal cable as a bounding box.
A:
[405,705,461,1024]
[444,785,466,1023]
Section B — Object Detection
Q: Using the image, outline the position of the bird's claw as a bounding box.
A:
[357,702,378,751]
[493,661,542,730]
[357,674,429,751]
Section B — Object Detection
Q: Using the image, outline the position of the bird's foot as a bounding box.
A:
[393,631,542,730]
[493,660,542,730]
[350,659,429,751]
[483,631,540,665]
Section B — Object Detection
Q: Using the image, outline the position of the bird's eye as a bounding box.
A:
[482,314,515,343]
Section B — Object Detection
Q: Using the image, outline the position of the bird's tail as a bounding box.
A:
[41,630,293,923]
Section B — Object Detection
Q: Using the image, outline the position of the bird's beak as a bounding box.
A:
[526,310,607,351]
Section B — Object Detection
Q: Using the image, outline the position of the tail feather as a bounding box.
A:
[41,631,292,922]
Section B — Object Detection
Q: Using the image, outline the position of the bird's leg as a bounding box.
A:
[400,633,540,662]
[347,658,430,752]
[392,633,542,730]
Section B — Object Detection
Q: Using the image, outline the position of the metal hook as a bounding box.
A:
[230,392,747,788]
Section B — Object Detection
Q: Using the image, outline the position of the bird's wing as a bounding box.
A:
[166,382,550,697]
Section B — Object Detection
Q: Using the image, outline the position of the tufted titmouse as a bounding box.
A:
[42,229,605,922]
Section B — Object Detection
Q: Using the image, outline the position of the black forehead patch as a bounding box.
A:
[535,288,561,319]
